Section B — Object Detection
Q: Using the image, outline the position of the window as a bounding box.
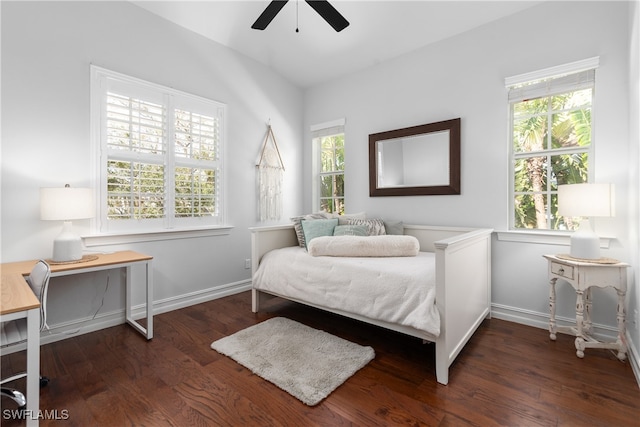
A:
[506,58,598,231]
[311,120,345,214]
[91,66,225,233]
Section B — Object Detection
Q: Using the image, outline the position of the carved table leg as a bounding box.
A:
[575,290,586,358]
[549,277,558,340]
[616,289,627,361]
[583,288,593,335]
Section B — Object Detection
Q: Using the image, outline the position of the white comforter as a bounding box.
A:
[252,246,440,337]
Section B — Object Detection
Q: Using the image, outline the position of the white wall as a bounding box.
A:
[304,1,637,356]
[1,2,304,332]
[628,0,640,381]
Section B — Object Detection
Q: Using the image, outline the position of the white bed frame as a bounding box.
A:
[250,224,493,385]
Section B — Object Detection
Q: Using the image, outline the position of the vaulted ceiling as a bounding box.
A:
[133,1,542,88]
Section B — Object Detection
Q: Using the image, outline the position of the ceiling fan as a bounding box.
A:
[251,0,350,32]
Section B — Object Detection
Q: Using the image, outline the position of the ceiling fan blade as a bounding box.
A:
[251,1,289,30]
[305,0,349,32]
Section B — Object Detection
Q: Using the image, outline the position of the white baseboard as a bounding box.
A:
[492,303,640,389]
[150,279,252,316]
[491,303,551,331]
[625,330,640,387]
[1,279,252,354]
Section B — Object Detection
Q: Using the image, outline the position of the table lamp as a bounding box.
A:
[558,183,614,260]
[40,185,94,262]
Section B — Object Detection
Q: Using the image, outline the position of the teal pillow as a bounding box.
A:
[301,219,339,249]
[383,220,404,235]
[333,225,368,236]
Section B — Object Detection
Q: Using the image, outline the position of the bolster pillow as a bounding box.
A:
[308,235,420,257]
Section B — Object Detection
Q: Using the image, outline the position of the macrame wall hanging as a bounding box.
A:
[256,124,285,221]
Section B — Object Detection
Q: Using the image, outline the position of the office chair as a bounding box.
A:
[1,260,51,411]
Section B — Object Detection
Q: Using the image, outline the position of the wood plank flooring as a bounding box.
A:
[2,291,639,426]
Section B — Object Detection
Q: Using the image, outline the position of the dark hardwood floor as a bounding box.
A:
[2,291,639,426]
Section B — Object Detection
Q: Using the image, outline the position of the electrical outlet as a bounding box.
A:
[245,259,251,269]
[634,309,639,327]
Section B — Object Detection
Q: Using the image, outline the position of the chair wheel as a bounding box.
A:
[40,376,50,387]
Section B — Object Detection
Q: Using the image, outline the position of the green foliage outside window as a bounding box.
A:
[319,135,345,214]
[175,167,216,218]
[107,160,165,219]
[512,88,591,230]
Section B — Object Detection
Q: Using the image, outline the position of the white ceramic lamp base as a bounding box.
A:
[570,221,601,260]
[52,221,83,262]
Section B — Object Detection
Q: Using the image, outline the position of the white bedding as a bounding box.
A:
[252,246,440,337]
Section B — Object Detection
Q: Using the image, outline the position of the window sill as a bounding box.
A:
[83,225,234,247]
[496,230,612,248]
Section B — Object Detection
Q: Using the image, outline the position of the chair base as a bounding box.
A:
[1,387,26,408]
[1,376,49,414]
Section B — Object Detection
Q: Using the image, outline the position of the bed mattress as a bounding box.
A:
[252,246,440,336]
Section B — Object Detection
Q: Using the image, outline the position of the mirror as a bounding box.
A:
[369,118,460,196]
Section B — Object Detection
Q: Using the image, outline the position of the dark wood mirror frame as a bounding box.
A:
[369,118,461,196]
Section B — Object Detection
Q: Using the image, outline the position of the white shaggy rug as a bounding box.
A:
[210,317,375,406]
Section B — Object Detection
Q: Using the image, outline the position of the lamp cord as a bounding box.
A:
[45,272,110,337]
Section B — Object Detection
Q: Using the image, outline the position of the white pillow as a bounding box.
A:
[308,235,419,257]
[346,218,386,235]
[333,211,367,224]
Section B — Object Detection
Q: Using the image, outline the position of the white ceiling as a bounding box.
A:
[133,1,543,88]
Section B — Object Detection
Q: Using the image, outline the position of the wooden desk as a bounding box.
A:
[1,273,41,426]
[2,251,154,340]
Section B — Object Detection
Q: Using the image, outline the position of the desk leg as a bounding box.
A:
[124,262,153,340]
[549,277,558,340]
[575,290,586,358]
[145,261,153,339]
[125,266,132,330]
[616,289,627,361]
[25,307,40,427]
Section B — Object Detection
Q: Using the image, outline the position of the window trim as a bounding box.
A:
[82,225,233,247]
[90,65,227,235]
[504,57,599,87]
[495,229,612,248]
[505,57,599,232]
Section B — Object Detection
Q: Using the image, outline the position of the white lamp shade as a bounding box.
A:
[40,187,94,221]
[557,183,614,218]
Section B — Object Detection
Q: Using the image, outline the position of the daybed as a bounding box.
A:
[250,223,493,385]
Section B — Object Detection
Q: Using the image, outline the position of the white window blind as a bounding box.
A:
[507,69,596,103]
[311,118,345,139]
[505,56,599,102]
[106,93,166,155]
[91,65,225,233]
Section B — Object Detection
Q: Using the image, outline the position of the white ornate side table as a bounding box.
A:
[543,254,629,360]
